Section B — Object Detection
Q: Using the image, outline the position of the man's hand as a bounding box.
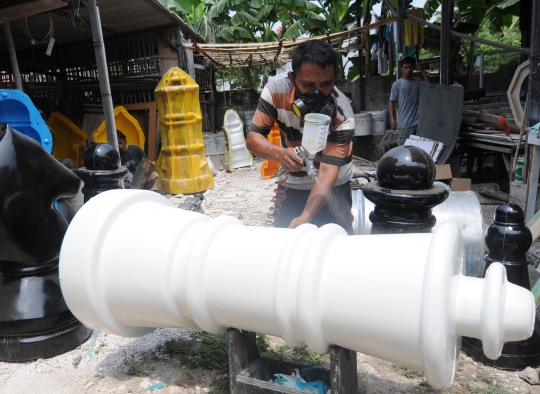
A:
[415,63,424,72]
[278,147,304,173]
[149,161,156,171]
[391,118,398,130]
[288,213,311,229]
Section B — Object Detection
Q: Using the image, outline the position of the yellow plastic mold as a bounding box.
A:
[155,67,214,194]
[92,106,146,148]
[47,112,87,167]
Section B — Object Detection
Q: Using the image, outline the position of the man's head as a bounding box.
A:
[399,57,416,79]
[289,40,337,98]
[116,130,128,153]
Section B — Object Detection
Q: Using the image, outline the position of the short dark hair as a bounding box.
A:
[291,40,337,77]
[400,57,416,68]
[116,130,127,141]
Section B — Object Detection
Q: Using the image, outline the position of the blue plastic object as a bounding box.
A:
[0,89,53,153]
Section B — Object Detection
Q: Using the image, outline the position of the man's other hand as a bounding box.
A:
[278,147,304,173]
[390,118,398,130]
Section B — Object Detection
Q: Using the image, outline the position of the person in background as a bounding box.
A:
[117,130,158,190]
[388,56,430,145]
[246,40,355,235]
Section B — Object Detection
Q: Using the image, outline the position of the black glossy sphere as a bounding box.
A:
[493,203,525,225]
[84,143,120,170]
[377,146,436,191]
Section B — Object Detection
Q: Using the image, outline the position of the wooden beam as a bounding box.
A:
[123,102,158,162]
[0,0,67,24]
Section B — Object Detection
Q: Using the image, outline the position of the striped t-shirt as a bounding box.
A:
[250,73,355,189]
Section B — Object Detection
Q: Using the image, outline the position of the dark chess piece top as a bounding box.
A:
[84,142,121,170]
[75,143,127,202]
[485,203,532,269]
[362,146,449,234]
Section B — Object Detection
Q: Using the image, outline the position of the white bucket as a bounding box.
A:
[371,110,387,134]
[354,112,372,136]
[302,113,331,155]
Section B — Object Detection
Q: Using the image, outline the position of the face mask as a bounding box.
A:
[291,79,336,118]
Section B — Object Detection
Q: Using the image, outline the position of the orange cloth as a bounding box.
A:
[404,8,424,46]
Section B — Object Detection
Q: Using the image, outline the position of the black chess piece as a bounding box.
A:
[0,123,92,361]
[74,142,127,202]
[362,145,449,234]
[462,203,540,369]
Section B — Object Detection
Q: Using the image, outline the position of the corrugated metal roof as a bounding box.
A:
[0,0,203,53]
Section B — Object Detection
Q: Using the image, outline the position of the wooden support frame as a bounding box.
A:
[123,102,158,161]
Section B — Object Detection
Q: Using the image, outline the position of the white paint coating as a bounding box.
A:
[59,190,535,390]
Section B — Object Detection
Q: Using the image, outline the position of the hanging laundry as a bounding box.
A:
[403,45,419,64]
[377,40,388,74]
[371,41,378,61]
[403,8,425,46]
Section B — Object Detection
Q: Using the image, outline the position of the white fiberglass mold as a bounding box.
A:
[222,109,253,170]
[59,190,535,390]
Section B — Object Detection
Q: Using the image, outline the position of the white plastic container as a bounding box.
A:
[354,112,372,136]
[223,109,254,170]
[371,110,387,133]
[302,113,331,155]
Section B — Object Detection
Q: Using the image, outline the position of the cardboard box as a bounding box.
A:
[435,164,452,181]
[448,178,471,191]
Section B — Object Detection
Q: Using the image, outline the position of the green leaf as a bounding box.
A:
[231,11,261,26]
[346,65,359,82]
[249,0,279,8]
[495,0,519,9]
[423,0,441,19]
[456,0,487,27]
[216,25,254,41]
[281,20,308,39]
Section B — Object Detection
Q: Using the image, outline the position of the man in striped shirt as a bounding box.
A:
[246,40,355,234]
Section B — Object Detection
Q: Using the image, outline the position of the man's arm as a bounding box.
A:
[246,131,303,173]
[416,64,430,83]
[288,162,339,229]
[389,100,397,130]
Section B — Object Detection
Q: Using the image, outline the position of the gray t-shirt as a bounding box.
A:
[389,78,423,128]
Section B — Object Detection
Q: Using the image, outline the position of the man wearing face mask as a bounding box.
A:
[246,40,355,234]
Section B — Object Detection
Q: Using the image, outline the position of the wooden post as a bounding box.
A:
[3,22,23,90]
[329,346,358,394]
[228,329,260,394]
[525,0,540,221]
[86,0,118,153]
[440,0,451,85]
[396,0,405,80]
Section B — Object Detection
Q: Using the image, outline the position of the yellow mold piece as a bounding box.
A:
[92,106,146,149]
[47,112,87,167]
[155,67,213,194]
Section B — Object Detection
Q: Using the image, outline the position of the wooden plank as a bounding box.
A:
[459,141,513,154]
[480,107,511,115]
[123,102,158,161]
[477,113,520,132]
[0,0,67,24]
[526,146,540,221]
[462,103,505,110]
